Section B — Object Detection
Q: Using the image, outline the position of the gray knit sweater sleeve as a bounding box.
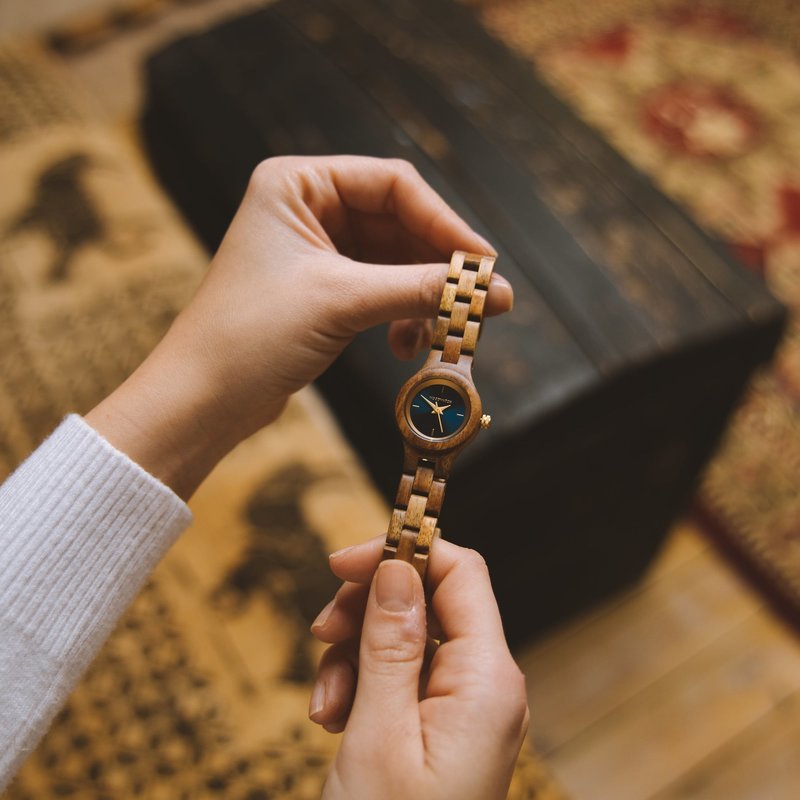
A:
[0,415,192,791]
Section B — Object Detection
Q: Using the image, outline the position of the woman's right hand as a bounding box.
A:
[309,536,530,800]
[85,156,511,500]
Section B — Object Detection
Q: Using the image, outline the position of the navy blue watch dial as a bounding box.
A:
[407,382,469,440]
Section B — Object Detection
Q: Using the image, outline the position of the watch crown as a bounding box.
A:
[480,414,492,430]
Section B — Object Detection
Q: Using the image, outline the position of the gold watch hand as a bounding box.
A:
[421,395,439,412]
[437,411,444,433]
[422,395,452,413]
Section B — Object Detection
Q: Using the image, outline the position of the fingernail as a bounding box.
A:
[311,599,334,631]
[330,544,356,561]
[413,322,427,353]
[474,233,497,255]
[413,321,433,355]
[309,680,326,721]
[492,273,512,290]
[490,273,514,311]
[375,560,416,612]
[323,721,346,734]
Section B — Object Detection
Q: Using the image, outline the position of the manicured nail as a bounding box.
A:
[375,560,416,612]
[474,232,497,255]
[490,273,514,311]
[413,321,433,355]
[309,680,326,721]
[413,322,427,353]
[329,544,356,561]
[323,720,346,734]
[311,599,334,631]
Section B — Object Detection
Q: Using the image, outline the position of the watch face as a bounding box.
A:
[407,380,469,441]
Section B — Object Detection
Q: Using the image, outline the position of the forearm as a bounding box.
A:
[0,416,191,792]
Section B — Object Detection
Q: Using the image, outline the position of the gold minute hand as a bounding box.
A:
[421,395,452,413]
[421,394,439,412]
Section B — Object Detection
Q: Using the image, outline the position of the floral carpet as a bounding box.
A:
[481,0,800,622]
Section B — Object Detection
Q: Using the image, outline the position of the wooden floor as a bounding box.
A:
[515,519,800,800]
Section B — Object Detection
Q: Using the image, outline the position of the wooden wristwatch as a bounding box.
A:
[383,251,495,581]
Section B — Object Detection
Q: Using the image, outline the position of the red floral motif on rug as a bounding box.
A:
[642,81,761,159]
[481,0,800,618]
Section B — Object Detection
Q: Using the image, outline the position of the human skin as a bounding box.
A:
[86,155,512,499]
[311,537,530,800]
[84,155,527,799]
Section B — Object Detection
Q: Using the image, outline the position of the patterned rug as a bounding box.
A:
[0,36,564,800]
[5,0,800,795]
[481,0,800,626]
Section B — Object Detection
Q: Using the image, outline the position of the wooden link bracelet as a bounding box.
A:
[384,251,496,581]
[432,251,495,366]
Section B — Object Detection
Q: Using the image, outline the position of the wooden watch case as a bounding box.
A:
[394,359,483,479]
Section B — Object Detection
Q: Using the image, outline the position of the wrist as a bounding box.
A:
[85,335,243,500]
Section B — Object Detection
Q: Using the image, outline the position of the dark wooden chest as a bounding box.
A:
[141,0,785,644]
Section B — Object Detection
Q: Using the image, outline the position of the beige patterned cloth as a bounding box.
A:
[0,42,204,473]
[0,39,566,800]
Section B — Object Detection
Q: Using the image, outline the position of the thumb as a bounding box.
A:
[347,559,426,732]
[344,261,514,332]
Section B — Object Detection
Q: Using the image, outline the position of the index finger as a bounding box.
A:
[318,155,496,258]
[330,535,508,648]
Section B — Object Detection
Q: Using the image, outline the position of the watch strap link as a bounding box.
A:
[431,251,495,366]
[382,458,446,580]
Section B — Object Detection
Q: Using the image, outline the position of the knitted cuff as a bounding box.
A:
[0,414,192,666]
